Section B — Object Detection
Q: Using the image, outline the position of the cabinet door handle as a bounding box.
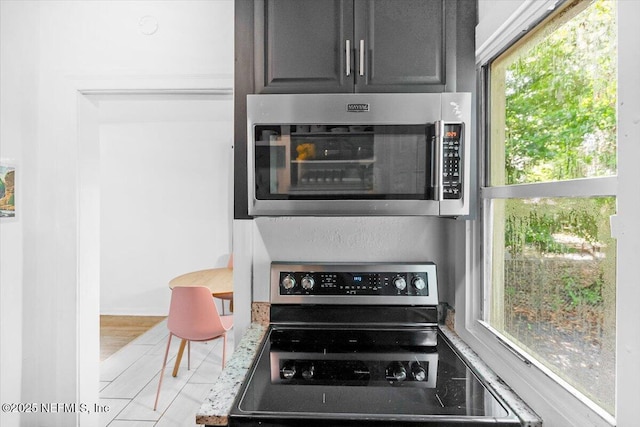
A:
[345,40,351,76]
[359,39,365,76]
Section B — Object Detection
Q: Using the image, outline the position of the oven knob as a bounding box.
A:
[281,362,296,380]
[412,276,426,290]
[282,274,296,290]
[386,362,407,382]
[301,363,315,380]
[301,275,315,290]
[411,363,427,382]
[393,276,407,291]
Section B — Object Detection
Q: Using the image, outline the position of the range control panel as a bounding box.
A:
[279,271,429,296]
[270,263,439,306]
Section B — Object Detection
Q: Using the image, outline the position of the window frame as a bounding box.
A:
[455,1,625,425]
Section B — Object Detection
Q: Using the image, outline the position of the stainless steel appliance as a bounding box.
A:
[229,262,526,426]
[247,93,472,216]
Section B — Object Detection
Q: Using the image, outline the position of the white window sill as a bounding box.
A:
[456,317,615,427]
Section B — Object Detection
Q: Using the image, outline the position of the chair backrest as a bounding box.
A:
[167,286,228,341]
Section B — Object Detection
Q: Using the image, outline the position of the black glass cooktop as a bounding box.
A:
[229,326,521,426]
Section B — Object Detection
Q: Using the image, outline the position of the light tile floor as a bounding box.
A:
[99,319,233,427]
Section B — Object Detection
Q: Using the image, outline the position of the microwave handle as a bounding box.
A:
[433,121,444,201]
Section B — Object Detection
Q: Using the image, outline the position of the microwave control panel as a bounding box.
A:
[442,123,463,200]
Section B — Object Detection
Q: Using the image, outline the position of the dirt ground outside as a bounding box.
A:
[502,257,615,413]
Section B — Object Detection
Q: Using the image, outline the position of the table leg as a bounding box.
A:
[172,339,187,377]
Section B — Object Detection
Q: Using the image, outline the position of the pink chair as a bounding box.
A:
[154,286,233,411]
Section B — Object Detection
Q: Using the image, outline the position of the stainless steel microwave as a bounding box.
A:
[247,93,471,216]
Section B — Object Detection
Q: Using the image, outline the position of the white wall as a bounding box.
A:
[99,96,233,315]
[0,1,233,426]
[0,2,37,426]
[476,0,524,58]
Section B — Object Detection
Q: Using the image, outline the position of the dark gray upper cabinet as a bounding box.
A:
[255,0,354,93]
[254,0,461,93]
[355,0,444,92]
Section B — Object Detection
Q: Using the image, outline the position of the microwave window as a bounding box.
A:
[254,124,435,200]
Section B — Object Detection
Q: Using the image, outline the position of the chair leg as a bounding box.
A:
[154,333,173,411]
[222,332,227,367]
[187,340,191,371]
[172,339,187,377]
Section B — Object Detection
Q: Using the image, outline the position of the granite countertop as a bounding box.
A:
[195,322,267,426]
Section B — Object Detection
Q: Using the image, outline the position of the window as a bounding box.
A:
[484,0,617,416]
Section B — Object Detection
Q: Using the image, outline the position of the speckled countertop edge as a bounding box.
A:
[440,325,543,427]
[195,323,267,426]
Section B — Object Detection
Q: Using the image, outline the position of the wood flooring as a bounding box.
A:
[101,315,166,361]
[99,317,232,427]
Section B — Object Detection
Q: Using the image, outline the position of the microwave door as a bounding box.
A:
[372,125,429,197]
[272,134,291,194]
[254,127,292,199]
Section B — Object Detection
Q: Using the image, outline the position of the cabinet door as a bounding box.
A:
[255,0,355,93]
[354,0,446,92]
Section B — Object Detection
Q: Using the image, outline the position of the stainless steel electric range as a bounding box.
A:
[229,262,525,426]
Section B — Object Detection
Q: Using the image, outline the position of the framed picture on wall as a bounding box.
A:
[0,161,16,219]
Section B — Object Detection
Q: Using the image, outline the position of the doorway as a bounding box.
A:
[76,91,233,415]
[97,94,233,317]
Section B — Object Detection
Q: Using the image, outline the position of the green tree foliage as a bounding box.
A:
[503,0,617,256]
[504,0,616,185]
[505,197,614,256]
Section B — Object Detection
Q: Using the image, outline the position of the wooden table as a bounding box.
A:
[168,267,233,377]
[169,267,233,306]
